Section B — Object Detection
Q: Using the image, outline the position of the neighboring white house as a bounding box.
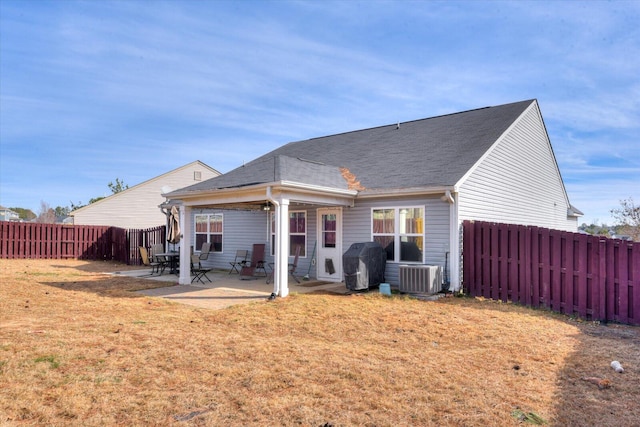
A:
[0,206,20,221]
[71,161,220,229]
[164,100,581,297]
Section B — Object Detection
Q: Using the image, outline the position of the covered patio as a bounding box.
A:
[163,156,359,299]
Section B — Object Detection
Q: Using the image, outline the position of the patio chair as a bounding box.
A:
[139,246,162,276]
[199,241,211,256]
[190,242,212,282]
[150,243,168,275]
[288,245,302,283]
[229,249,249,274]
[190,254,212,284]
[266,245,301,284]
[240,243,266,280]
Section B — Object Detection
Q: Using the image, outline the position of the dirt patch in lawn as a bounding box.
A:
[1,259,638,426]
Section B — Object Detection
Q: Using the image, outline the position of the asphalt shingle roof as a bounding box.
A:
[173,99,534,195]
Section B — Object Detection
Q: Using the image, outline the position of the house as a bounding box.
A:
[71,161,220,229]
[0,206,20,222]
[165,100,581,297]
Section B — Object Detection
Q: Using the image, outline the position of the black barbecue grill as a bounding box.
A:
[342,242,387,291]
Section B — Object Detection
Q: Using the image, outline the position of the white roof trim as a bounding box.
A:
[356,186,456,199]
[172,181,357,208]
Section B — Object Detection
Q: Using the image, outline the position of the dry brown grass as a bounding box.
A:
[1,259,638,426]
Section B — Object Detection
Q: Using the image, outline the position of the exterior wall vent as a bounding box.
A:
[194,171,202,181]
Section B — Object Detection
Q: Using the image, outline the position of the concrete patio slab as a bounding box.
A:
[112,268,349,310]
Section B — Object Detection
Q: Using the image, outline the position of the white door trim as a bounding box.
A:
[316,207,343,282]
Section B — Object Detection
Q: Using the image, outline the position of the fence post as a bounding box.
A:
[500,225,520,302]
[538,228,549,307]
[520,226,529,306]
[595,238,606,322]
[550,230,562,312]
[481,223,490,298]
[561,232,571,316]
[462,220,474,295]
[490,224,499,301]
[498,224,509,302]
[529,226,538,307]
[605,240,617,322]
[572,234,593,319]
[618,241,630,324]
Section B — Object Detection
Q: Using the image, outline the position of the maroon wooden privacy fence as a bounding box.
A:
[0,222,166,265]
[127,226,167,265]
[463,220,640,326]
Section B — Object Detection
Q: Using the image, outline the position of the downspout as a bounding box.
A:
[266,186,279,300]
[441,189,459,291]
[441,189,455,204]
[447,190,460,292]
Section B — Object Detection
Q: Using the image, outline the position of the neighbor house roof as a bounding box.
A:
[169,100,535,197]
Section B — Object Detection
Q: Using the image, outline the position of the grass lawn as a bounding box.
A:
[1,259,638,426]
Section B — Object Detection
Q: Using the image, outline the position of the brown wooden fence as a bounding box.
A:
[462,220,640,326]
[0,221,166,265]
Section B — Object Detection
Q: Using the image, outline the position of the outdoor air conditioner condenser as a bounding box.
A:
[398,265,443,294]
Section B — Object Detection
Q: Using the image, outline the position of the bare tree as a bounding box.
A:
[36,201,57,224]
[611,197,640,241]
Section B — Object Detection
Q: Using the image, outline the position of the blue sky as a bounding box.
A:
[1,0,638,225]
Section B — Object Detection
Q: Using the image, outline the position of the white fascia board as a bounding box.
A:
[181,191,267,207]
[169,182,268,200]
[278,181,358,197]
[171,181,357,208]
[356,186,456,199]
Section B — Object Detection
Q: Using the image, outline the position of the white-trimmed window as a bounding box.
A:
[372,207,424,262]
[195,213,223,252]
[271,210,306,257]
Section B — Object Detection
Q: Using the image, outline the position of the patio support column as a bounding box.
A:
[276,198,290,297]
[179,205,192,285]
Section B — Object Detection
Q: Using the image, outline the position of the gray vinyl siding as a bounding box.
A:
[458,103,577,232]
[198,197,451,286]
[193,209,267,271]
[195,208,318,276]
[345,196,450,286]
[298,209,317,278]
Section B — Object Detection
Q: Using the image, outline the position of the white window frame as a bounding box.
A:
[371,206,425,263]
[271,210,307,257]
[194,213,223,253]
